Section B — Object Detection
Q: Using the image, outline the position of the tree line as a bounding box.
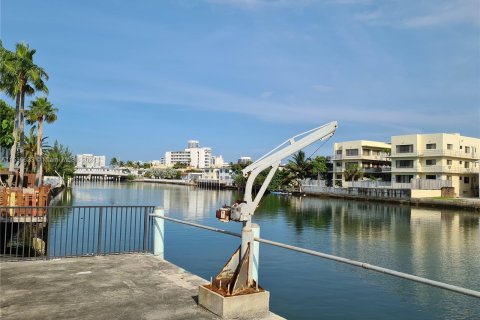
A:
[0,41,75,187]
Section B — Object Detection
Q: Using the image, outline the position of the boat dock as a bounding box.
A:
[0,254,284,320]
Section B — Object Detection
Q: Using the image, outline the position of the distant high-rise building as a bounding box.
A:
[164,140,215,169]
[187,140,199,149]
[238,156,252,165]
[76,154,106,168]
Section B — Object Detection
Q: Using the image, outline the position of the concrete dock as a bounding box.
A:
[0,255,284,320]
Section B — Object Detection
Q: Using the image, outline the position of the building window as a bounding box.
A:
[426,175,436,180]
[447,175,451,181]
[396,145,413,153]
[464,177,470,184]
[363,149,370,156]
[426,143,436,149]
[465,162,469,168]
[447,160,452,165]
[346,149,359,156]
[336,175,342,179]
[465,146,470,153]
[336,162,342,167]
[447,144,453,150]
[396,175,413,183]
[459,161,463,164]
[425,159,436,166]
[396,160,414,168]
[336,149,342,155]
[460,146,463,149]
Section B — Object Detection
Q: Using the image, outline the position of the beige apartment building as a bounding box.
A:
[390,133,480,197]
[333,140,391,186]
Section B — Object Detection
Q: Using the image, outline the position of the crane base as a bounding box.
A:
[198,284,270,318]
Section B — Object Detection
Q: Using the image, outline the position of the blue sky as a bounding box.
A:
[1,0,479,163]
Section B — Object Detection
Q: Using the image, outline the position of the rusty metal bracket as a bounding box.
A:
[211,244,258,296]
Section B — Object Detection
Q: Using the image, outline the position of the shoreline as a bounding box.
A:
[302,191,480,212]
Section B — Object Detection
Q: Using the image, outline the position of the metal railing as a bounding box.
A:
[150,212,480,299]
[1,206,155,260]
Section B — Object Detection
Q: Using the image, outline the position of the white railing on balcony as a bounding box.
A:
[410,178,452,190]
[391,149,479,159]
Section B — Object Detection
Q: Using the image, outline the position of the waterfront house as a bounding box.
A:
[333,140,391,186]
[391,133,480,197]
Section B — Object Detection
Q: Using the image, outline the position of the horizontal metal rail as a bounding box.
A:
[151,213,480,299]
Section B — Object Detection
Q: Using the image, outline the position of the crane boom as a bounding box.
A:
[216,121,338,223]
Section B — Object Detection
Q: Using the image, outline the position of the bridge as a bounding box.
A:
[73,167,128,181]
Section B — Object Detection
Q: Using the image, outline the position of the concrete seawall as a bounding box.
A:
[303,191,480,212]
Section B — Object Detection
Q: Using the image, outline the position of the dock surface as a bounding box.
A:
[1,254,283,320]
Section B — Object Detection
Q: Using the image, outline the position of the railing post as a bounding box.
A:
[252,223,260,284]
[97,207,103,256]
[153,207,164,259]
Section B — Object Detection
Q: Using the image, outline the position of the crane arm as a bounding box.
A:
[216,121,338,223]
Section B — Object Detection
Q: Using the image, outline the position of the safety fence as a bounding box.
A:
[1,206,155,259]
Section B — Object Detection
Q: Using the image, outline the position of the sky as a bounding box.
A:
[1,0,479,163]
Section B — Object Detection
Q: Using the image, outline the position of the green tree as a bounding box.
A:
[285,151,312,180]
[0,99,15,152]
[173,162,188,169]
[43,141,75,182]
[344,163,363,182]
[0,42,49,186]
[27,97,58,186]
[23,126,50,173]
[310,156,329,180]
[110,157,118,167]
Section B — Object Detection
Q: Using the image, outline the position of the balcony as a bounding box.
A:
[333,153,390,161]
[391,149,479,159]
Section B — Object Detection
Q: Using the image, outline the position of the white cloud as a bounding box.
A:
[354,0,480,28]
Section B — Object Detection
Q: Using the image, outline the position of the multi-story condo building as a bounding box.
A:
[333,140,391,186]
[390,133,480,197]
[164,140,213,169]
[76,154,106,168]
[238,156,252,165]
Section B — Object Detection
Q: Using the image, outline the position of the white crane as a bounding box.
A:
[212,121,338,296]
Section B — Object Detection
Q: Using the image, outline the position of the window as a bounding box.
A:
[426,175,436,180]
[336,175,342,179]
[447,160,452,165]
[396,145,413,153]
[460,146,463,149]
[363,149,370,156]
[464,177,470,184]
[346,149,359,156]
[465,146,470,153]
[465,162,469,168]
[336,149,342,155]
[396,175,413,183]
[336,162,342,167]
[426,159,436,166]
[426,143,436,149]
[460,161,463,164]
[396,160,414,168]
[447,175,451,181]
[447,144,453,150]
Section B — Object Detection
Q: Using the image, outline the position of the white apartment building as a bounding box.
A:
[391,133,480,197]
[211,155,224,168]
[238,156,252,165]
[75,154,106,168]
[164,140,213,169]
[333,140,391,186]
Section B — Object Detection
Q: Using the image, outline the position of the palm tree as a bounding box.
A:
[110,157,119,167]
[344,163,363,183]
[27,97,57,186]
[24,126,50,173]
[44,141,75,184]
[0,42,49,187]
[286,151,312,180]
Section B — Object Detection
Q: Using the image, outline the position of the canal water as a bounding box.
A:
[55,182,480,320]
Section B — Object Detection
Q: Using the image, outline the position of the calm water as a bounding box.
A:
[55,181,480,320]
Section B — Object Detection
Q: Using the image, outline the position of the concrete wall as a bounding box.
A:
[411,189,441,198]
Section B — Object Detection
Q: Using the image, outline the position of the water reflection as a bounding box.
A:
[58,182,480,320]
